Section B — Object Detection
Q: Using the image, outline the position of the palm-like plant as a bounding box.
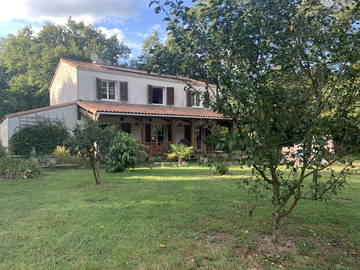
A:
[167,144,194,167]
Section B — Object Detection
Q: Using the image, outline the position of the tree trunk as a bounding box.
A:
[178,158,182,167]
[91,161,101,185]
[272,183,282,243]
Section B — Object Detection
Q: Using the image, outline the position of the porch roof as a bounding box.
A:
[77,101,225,120]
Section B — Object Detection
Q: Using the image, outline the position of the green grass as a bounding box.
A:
[0,165,359,270]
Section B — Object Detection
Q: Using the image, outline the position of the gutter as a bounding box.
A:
[96,111,225,120]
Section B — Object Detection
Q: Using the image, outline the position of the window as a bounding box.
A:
[152,87,163,104]
[192,93,201,107]
[100,81,115,100]
[151,125,165,142]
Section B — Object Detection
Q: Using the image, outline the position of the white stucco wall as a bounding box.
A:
[0,118,9,148]
[1,104,79,148]
[77,69,207,107]
[50,62,78,105]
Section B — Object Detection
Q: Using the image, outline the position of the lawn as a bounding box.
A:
[0,165,359,270]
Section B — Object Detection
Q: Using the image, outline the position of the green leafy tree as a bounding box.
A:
[151,0,360,242]
[104,132,147,173]
[132,31,208,81]
[167,144,194,167]
[9,120,69,157]
[0,18,130,118]
[67,120,117,185]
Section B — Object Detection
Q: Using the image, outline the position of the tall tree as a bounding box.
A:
[133,31,208,81]
[0,18,130,117]
[150,0,360,242]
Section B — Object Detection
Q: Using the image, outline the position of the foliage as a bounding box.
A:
[167,144,194,167]
[0,144,6,158]
[103,132,147,173]
[0,18,130,118]
[151,0,360,241]
[67,120,118,184]
[53,146,87,167]
[9,120,69,157]
[132,31,208,81]
[214,162,229,176]
[205,126,240,154]
[0,157,41,179]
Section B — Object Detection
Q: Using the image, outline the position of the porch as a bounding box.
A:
[97,114,228,156]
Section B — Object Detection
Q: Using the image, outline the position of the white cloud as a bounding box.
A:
[97,27,124,41]
[0,0,147,24]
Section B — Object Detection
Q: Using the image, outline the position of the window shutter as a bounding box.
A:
[121,123,131,134]
[186,91,192,107]
[203,91,210,108]
[96,78,101,99]
[148,85,153,104]
[145,124,151,142]
[120,81,128,101]
[166,87,174,105]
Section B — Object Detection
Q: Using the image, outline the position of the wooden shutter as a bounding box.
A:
[120,81,128,101]
[186,91,192,107]
[121,123,131,134]
[166,87,174,105]
[148,85,153,104]
[203,91,210,108]
[145,124,151,142]
[96,78,101,99]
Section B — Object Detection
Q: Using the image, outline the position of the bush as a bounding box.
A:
[104,132,147,173]
[214,162,229,175]
[0,144,6,158]
[10,120,69,157]
[0,157,41,179]
[53,146,87,166]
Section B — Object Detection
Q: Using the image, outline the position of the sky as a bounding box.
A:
[0,0,169,60]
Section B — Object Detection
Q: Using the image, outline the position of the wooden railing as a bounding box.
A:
[144,142,172,156]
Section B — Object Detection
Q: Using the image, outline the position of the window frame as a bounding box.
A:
[192,92,202,107]
[150,85,164,105]
[100,80,116,101]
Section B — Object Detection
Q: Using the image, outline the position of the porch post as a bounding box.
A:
[140,118,145,144]
[171,119,176,144]
[190,119,196,148]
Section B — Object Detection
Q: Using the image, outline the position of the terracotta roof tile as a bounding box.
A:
[1,102,76,121]
[77,101,224,119]
[60,58,212,86]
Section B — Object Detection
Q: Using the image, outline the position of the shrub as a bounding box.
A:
[0,144,6,158]
[9,120,69,157]
[0,157,41,179]
[104,132,147,173]
[214,162,229,175]
[167,144,194,167]
[53,146,87,166]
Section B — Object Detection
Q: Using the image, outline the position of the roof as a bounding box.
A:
[60,58,211,86]
[78,101,224,119]
[0,102,77,123]
[1,101,224,123]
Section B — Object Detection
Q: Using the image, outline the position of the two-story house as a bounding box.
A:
[0,58,229,155]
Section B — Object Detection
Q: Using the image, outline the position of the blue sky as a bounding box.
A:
[0,0,170,60]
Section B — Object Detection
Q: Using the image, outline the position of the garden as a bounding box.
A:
[0,120,359,269]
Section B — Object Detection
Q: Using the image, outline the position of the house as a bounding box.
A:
[0,58,229,155]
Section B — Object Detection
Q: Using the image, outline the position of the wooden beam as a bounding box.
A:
[190,119,196,148]
[171,119,176,144]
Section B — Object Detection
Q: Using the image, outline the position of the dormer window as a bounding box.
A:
[100,80,115,100]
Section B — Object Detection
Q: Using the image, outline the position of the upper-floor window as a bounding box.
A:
[100,81,115,100]
[192,92,202,107]
[152,87,163,104]
[148,86,164,104]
